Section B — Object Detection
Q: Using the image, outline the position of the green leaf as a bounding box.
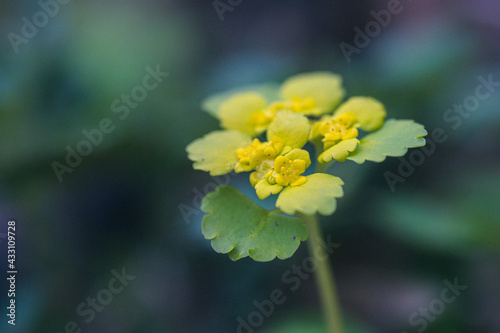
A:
[201,186,309,261]
[201,84,280,118]
[218,92,269,136]
[276,174,344,216]
[333,97,386,131]
[267,111,310,149]
[348,119,427,164]
[186,130,252,175]
[318,138,359,163]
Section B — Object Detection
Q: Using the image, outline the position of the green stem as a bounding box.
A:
[299,213,344,333]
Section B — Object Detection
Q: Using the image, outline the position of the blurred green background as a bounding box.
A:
[1,0,499,332]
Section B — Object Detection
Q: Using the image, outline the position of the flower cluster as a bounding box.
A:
[187,72,427,215]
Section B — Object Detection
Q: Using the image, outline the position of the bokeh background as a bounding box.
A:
[1,0,499,332]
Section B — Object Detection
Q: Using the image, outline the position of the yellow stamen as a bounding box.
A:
[235,137,284,173]
[271,156,307,187]
[317,112,359,148]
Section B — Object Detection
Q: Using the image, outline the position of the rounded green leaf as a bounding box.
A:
[201,84,280,118]
[201,186,309,261]
[276,174,344,216]
[347,119,427,164]
[280,72,345,115]
[318,138,359,163]
[267,111,310,149]
[333,97,387,131]
[186,130,252,175]
[218,92,268,136]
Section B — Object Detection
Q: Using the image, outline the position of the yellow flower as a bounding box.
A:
[189,72,428,224]
[234,136,284,174]
[233,136,311,195]
[316,112,359,149]
[254,148,311,199]
[212,72,346,136]
[267,155,307,187]
[187,111,313,198]
[311,96,387,163]
[228,113,313,199]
